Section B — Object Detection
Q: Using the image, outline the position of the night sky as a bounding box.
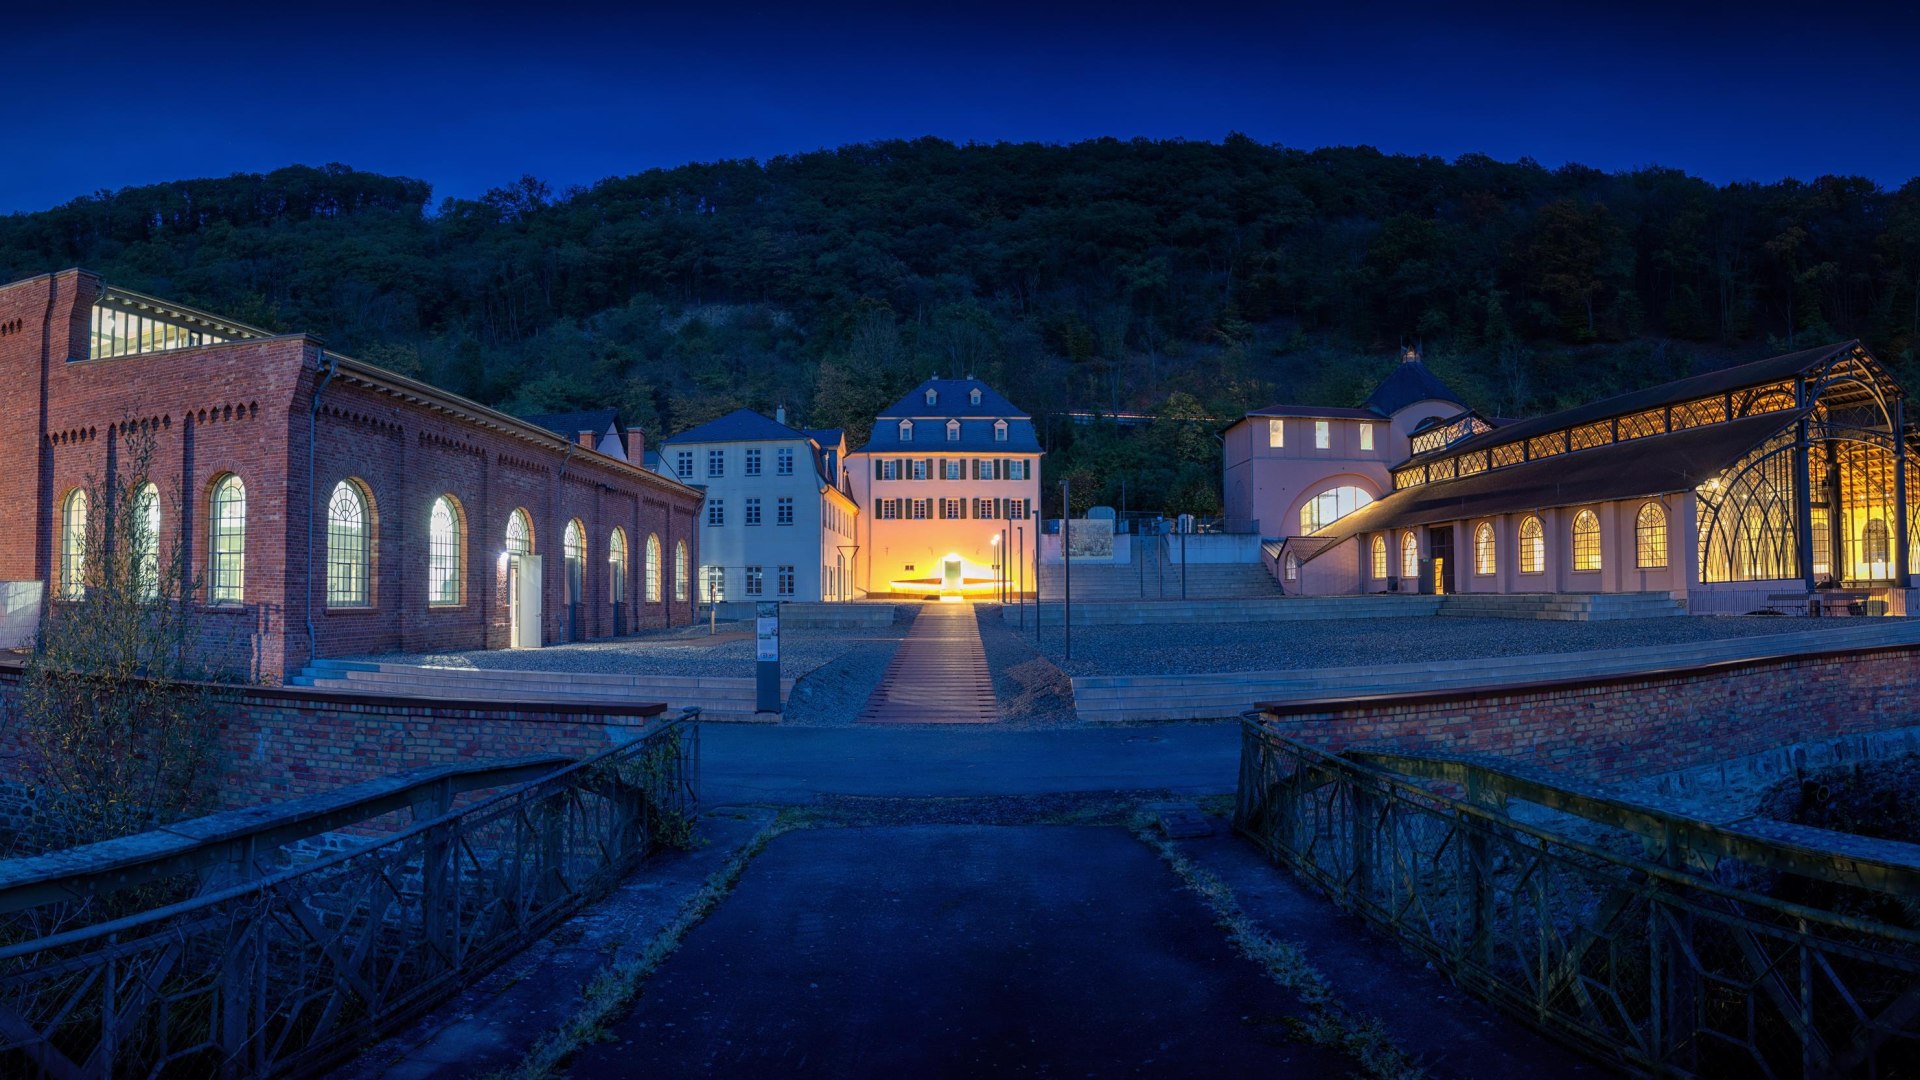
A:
[7,0,1917,214]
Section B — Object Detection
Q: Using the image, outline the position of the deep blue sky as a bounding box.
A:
[6,0,1917,214]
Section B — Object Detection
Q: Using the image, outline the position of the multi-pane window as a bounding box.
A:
[745,448,762,475]
[1635,503,1668,569]
[1360,425,1374,452]
[942,498,965,519]
[944,459,964,480]
[326,480,371,608]
[745,565,763,595]
[1299,486,1372,534]
[877,500,901,520]
[133,482,160,600]
[974,498,993,519]
[1267,419,1284,448]
[1008,460,1027,480]
[1370,536,1388,579]
[645,534,662,602]
[1009,500,1028,520]
[1571,510,1601,571]
[209,474,247,603]
[880,460,900,480]
[1811,508,1832,577]
[778,565,795,596]
[1865,519,1892,574]
[946,420,960,442]
[706,500,724,527]
[911,459,928,480]
[777,448,794,475]
[609,529,628,603]
[506,507,532,555]
[707,449,725,477]
[674,541,688,601]
[1315,420,1330,449]
[911,499,930,520]
[675,451,693,478]
[1474,522,1496,576]
[899,420,914,442]
[1400,531,1418,579]
[777,497,794,525]
[745,498,762,526]
[59,489,86,599]
[994,420,1008,442]
[429,496,462,606]
[701,565,725,602]
[1519,516,1544,574]
[1284,553,1298,581]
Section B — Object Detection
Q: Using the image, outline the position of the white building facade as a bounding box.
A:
[847,378,1042,598]
[658,409,860,603]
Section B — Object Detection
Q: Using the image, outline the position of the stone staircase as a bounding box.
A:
[1070,619,1920,722]
[1036,557,1281,601]
[1436,592,1687,621]
[290,659,791,723]
[1012,594,1440,627]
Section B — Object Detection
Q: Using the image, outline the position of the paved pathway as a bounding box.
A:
[857,602,997,724]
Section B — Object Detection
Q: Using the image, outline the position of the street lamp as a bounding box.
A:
[991,533,1002,603]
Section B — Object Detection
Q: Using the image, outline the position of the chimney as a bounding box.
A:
[578,430,597,450]
[626,427,645,461]
[775,404,787,425]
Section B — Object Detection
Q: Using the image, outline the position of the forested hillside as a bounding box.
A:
[5,138,1918,514]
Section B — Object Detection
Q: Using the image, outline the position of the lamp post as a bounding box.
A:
[991,532,1003,604]
[1016,525,1025,631]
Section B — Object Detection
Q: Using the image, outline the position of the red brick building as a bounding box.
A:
[0,269,703,682]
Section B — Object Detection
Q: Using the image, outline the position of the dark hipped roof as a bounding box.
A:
[1418,341,1859,463]
[876,378,1030,419]
[1362,358,1466,416]
[520,407,621,439]
[1248,405,1383,420]
[1308,409,1806,552]
[662,407,814,445]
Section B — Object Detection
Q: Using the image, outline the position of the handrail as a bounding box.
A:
[0,753,581,915]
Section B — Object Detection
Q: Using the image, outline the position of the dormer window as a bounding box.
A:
[970,388,982,406]
[994,419,1008,442]
[899,419,913,442]
[946,419,961,442]
[925,389,938,405]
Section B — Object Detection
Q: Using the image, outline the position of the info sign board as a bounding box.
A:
[755,602,780,662]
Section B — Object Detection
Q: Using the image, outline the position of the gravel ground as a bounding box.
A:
[1043,614,1885,677]
[974,604,1080,728]
[781,609,917,726]
[350,615,911,682]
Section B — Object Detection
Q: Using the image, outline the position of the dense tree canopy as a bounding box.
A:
[6,141,1918,515]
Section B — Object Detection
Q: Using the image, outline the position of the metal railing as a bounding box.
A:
[0,710,699,1079]
[1235,718,1920,1077]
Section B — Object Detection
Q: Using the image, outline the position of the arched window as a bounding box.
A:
[1474,522,1496,576]
[609,528,629,604]
[1519,516,1544,574]
[132,482,160,600]
[325,480,371,608]
[1571,509,1601,571]
[208,474,246,603]
[1370,535,1388,579]
[899,419,913,442]
[1635,502,1668,569]
[946,419,961,442]
[1299,486,1374,534]
[674,540,689,601]
[645,533,663,602]
[505,508,532,555]
[429,495,463,607]
[994,419,1008,442]
[59,489,87,599]
[563,519,586,605]
[1283,552,1298,581]
[1865,519,1892,576]
[1400,531,1419,579]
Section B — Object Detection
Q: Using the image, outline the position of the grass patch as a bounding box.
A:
[1132,820,1426,1080]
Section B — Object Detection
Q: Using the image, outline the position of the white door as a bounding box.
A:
[511,553,543,648]
[942,557,963,596]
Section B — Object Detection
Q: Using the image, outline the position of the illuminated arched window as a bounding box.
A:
[1473,522,1495,576]
[1284,552,1298,581]
[674,540,689,601]
[645,533,663,602]
[1519,516,1544,574]
[1370,535,1387,579]
[325,480,372,608]
[1299,486,1374,534]
[59,489,87,599]
[208,474,246,604]
[132,482,160,600]
[609,528,629,604]
[429,495,463,607]
[1400,531,1419,579]
[1571,509,1601,571]
[505,508,532,555]
[1635,502,1668,569]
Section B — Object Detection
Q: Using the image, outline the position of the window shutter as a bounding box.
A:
[874,459,882,479]
[937,458,946,480]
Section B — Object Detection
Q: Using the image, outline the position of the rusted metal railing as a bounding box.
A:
[0,710,699,1078]
[1236,716,1920,1077]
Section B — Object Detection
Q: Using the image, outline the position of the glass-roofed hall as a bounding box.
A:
[1282,341,1919,615]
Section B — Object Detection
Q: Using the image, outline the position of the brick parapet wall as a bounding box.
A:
[0,665,664,809]
[1256,643,1920,783]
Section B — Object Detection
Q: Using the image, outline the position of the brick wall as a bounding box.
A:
[1257,644,1920,783]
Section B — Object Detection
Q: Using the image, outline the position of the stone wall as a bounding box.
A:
[1256,642,1920,784]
